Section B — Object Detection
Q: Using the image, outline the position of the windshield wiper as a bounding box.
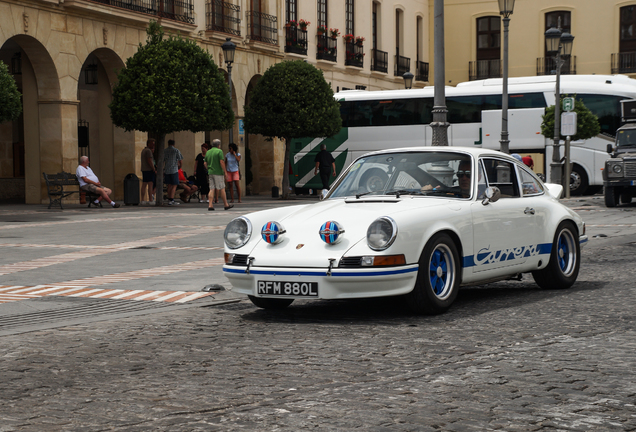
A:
[355,191,377,199]
[390,189,425,198]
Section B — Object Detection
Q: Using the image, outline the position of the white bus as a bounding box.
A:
[290,74,636,195]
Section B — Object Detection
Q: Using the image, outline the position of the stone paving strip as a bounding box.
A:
[0,284,216,304]
[0,226,224,276]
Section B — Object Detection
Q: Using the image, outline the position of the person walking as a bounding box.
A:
[225,143,242,203]
[194,143,210,203]
[140,139,156,205]
[314,143,336,191]
[164,139,183,206]
[204,139,233,211]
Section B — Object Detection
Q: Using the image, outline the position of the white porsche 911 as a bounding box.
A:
[223,147,587,314]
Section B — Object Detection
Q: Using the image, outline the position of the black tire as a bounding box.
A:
[569,165,588,196]
[248,296,294,310]
[532,221,580,290]
[605,186,619,208]
[359,168,388,193]
[405,233,460,315]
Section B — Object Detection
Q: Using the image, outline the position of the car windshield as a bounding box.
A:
[617,129,636,147]
[327,151,473,199]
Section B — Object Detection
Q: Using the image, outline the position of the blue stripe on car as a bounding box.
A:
[223,266,418,277]
[462,243,552,268]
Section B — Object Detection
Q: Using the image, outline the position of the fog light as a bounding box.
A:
[361,256,374,266]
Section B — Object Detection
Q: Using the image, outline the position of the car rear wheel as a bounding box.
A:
[248,296,294,310]
[405,233,460,315]
[532,221,580,290]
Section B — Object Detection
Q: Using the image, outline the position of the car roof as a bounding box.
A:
[358,146,517,162]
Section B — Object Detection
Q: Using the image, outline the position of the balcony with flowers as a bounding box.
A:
[343,35,364,67]
[285,19,309,55]
[317,27,339,62]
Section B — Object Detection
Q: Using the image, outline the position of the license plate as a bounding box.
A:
[256,280,318,297]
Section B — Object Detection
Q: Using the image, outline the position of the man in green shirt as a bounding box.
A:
[203,139,233,211]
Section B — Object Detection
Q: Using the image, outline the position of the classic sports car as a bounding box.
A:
[223,147,587,314]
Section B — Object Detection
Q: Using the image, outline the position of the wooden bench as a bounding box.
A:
[43,172,101,209]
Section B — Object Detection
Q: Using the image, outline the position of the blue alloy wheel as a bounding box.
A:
[557,227,576,277]
[532,221,580,290]
[428,244,455,299]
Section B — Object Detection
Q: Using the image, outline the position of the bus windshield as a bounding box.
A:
[328,151,473,199]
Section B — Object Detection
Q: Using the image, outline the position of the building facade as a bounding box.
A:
[1,0,634,204]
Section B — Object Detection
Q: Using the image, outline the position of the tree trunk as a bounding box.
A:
[281,135,292,199]
[155,134,166,206]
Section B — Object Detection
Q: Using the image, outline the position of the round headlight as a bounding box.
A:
[612,164,623,174]
[224,217,252,249]
[367,217,397,251]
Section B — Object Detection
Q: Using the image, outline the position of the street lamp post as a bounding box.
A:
[402,71,414,89]
[498,0,515,154]
[222,37,236,144]
[545,27,574,185]
[431,0,449,146]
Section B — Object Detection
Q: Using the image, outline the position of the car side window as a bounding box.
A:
[518,166,544,196]
[481,158,520,198]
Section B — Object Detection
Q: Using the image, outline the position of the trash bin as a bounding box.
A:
[272,186,279,198]
[124,173,140,205]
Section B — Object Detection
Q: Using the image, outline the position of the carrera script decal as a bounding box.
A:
[462,243,552,268]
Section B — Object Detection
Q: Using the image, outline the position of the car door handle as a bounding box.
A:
[524,207,535,215]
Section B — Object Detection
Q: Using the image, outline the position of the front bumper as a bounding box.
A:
[223,264,419,299]
[604,179,636,188]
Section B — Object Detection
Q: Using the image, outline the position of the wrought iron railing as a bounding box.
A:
[205,0,241,36]
[91,0,194,24]
[371,49,388,73]
[344,42,364,67]
[536,56,577,76]
[469,59,501,81]
[246,11,277,45]
[415,60,429,81]
[316,35,337,62]
[395,55,410,76]
[612,52,636,74]
[285,27,308,55]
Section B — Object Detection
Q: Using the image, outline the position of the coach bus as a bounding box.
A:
[290,74,636,195]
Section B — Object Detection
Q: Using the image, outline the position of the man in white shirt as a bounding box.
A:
[76,156,120,208]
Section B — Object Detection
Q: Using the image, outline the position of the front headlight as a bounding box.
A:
[608,162,624,178]
[224,217,252,249]
[367,217,397,251]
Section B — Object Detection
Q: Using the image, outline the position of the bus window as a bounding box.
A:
[340,98,433,127]
[508,93,547,109]
[574,94,623,137]
[447,96,483,123]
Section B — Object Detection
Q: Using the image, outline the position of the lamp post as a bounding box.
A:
[222,37,236,144]
[431,0,449,146]
[498,0,515,154]
[402,71,414,89]
[545,27,574,185]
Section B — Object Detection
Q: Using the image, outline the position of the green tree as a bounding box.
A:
[541,96,601,141]
[0,61,22,123]
[110,21,233,205]
[243,60,341,199]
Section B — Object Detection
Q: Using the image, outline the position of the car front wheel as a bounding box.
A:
[532,221,580,290]
[248,296,294,310]
[605,186,619,208]
[405,233,460,315]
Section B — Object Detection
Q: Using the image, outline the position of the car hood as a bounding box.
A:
[244,196,457,268]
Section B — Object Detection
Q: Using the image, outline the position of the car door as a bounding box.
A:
[470,158,542,273]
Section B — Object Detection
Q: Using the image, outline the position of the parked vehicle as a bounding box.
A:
[604,99,636,207]
[225,147,587,314]
[290,74,636,196]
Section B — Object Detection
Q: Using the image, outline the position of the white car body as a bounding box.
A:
[223,147,587,313]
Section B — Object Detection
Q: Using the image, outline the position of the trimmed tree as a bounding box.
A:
[110,21,233,205]
[541,96,601,141]
[0,61,22,123]
[243,60,341,199]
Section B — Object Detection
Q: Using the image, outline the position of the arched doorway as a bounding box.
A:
[77,48,133,200]
[0,35,61,204]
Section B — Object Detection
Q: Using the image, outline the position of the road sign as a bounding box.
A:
[563,97,575,112]
[561,111,577,136]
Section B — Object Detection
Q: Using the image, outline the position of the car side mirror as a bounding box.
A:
[481,186,501,206]
[607,143,614,155]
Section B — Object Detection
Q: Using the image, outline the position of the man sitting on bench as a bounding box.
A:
[76,156,120,208]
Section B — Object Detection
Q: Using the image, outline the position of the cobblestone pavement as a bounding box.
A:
[0,196,636,431]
